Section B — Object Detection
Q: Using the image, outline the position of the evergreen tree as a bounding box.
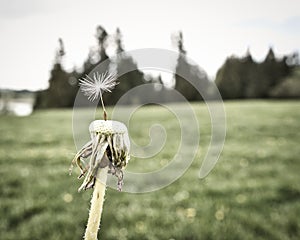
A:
[115,27,124,53]
[35,38,78,108]
[173,31,210,101]
[261,47,291,95]
[74,26,111,107]
[240,49,260,98]
[103,28,145,105]
[96,25,109,62]
[81,25,110,75]
[215,56,243,99]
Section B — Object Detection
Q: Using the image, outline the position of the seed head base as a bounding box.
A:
[70,120,130,191]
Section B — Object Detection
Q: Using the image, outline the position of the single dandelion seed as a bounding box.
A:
[79,71,118,120]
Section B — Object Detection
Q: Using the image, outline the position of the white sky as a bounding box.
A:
[0,0,299,90]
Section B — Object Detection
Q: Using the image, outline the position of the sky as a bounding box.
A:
[0,0,299,90]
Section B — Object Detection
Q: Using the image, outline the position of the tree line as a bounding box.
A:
[216,48,300,99]
[34,25,299,108]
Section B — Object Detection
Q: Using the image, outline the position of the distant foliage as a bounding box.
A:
[215,48,299,99]
[35,27,214,109]
[34,28,300,109]
[269,67,300,98]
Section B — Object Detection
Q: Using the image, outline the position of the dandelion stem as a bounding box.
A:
[84,165,109,240]
[99,90,107,121]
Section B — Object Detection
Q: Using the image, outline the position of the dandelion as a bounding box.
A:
[71,71,130,240]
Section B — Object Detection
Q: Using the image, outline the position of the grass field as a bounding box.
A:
[0,101,300,240]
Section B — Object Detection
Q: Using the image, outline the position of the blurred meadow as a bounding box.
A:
[0,100,299,240]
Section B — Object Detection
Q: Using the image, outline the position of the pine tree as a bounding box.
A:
[173,31,210,101]
[103,27,145,105]
[35,38,78,108]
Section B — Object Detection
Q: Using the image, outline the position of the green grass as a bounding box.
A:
[0,101,300,240]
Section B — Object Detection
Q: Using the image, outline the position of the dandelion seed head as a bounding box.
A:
[79,71,118,101]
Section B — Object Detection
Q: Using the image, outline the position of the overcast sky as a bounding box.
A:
[0,0,299,90]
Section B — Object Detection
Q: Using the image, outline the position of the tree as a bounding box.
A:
[103,28,145,105]
[173,31,210,101]
[215,57,244,99]
[262,47,291,94]
[35,38,78,108]
[269,66,300,98]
